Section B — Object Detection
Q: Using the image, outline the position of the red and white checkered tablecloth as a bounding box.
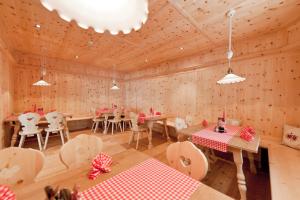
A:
[192,125,241,152]
[81,158,200,200]
[0,185,15,200]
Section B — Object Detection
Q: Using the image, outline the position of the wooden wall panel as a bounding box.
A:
[125,21,300,141]
[13,58,125,115]
[0,38,14,148]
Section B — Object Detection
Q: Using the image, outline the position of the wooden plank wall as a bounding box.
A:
[0,38,14,148]
[125,21,300,141]
[13,53,125,116]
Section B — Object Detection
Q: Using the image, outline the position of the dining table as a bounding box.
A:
[4,113,73,147]
[140,115,170,149]
[12,149,233,200]
[178,124,260,200]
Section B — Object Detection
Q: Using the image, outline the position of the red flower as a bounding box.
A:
[286,132,297,141]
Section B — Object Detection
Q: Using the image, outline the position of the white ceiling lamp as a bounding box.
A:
[33,65,51,86]
[111,80,120,90]
[33,47,50,86]
[40,0,149,35]
[217,9,245,85]
[110,65,119,90]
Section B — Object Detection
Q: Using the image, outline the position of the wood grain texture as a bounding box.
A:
[0,0,299,71]
[0,37,14,148]
[13,54,125,115]
[125,22,300,141]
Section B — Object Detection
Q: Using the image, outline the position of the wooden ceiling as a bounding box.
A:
[0,0,299,72]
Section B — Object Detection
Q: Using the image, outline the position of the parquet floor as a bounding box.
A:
[23,129,271,200]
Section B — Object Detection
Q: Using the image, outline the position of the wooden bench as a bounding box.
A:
[260,138,300,200]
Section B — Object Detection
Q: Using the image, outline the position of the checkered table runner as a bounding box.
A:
[81,158,200,200]
[192,125,241,152]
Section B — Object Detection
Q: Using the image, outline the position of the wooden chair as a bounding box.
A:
[59,134,103,168]
[175,117,188,141]
[128,112,148,149]
[44,111,68,150]
[121,111,132,132]
[107,109,123,134]
[18,112,43,151]
[226,118,242,126]
[0,147,45,186]
[167,141,208,180]
[91,108,105,133]
[185,115,193,127]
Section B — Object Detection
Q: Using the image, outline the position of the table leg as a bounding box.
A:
[147,121,154,149]
[232,149,247,200]
[163,119,170,141]
[247,152,257,174]
[10,122,21,147]
[63,117,70,140]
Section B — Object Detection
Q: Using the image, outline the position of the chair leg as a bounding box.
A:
[44,131,50,150]
[91,122,95,131]
[119,122,123,132]
[112,122,114,135]
[19,135,26,148]
[37,134,43,151]
[128,131,134,145]
[136,132,140,149]
[122,121,125,132]
[94,121,99,133]
[39,133,44,145]
[60,130,65,145]
[129,121,132,129]
[65,129,70,140]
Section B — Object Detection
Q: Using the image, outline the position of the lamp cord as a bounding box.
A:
[228,12,232,57]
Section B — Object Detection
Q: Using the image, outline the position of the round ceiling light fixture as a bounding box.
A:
[40,0,149,35]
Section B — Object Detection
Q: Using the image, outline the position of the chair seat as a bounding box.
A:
[132,126,147,132]
[122,118,131,122]
[19,129,42,136]
[45,127,64,132]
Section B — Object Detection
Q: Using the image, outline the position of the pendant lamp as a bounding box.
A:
[110,65,119,90]
[111,80,120,90]
[40,0,148,35]
[33,57,50,86]
[217,9,245,85]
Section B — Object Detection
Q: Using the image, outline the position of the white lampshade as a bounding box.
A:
[33,78,51,86]
[217,68,246,85]
[40,0,149,35]
[110,80,120,90]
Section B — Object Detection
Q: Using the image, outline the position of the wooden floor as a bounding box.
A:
[23,128,271,200]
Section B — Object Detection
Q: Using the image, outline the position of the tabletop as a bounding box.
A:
[4,113,73,123]
[179,124,260,153]
[12,149,232,200]
[143,115,168,121]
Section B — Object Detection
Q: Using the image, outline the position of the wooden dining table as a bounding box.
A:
[12,149,233,200]
[4,113,73,147]
[141,115,170,149]
[178,124,260,200]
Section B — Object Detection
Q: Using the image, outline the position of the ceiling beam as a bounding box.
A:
[168,0,217,47]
